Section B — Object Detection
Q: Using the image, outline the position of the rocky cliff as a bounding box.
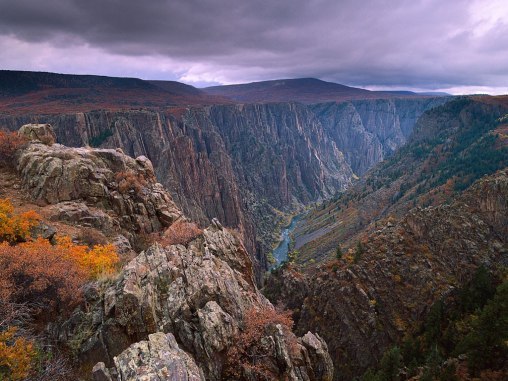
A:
[71,221,334,381]
[15,123,182,250]
[264,168,508,380]
[310,98,448,175]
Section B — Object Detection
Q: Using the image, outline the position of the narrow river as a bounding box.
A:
[271,214,302,267]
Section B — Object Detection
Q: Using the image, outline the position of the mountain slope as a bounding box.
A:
[265,167,508,380]
[204,78,443,104]
[0,70,228,115]
[293,96,508,263]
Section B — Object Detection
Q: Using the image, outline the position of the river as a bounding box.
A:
[271,214,302,267]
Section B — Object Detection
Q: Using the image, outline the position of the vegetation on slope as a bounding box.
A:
[294,97,508,264]
[362,267,507,381]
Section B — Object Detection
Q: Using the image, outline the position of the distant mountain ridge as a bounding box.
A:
[0,70,229,115]
[203,77,448,103]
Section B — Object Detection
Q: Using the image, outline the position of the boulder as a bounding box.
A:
[18,123,56,145]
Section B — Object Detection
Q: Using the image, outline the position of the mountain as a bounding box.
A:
[0,70,229,115]
[265,167,508,380]
[203,78,441,104]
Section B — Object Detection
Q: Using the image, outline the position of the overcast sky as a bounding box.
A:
[0,0,507,94]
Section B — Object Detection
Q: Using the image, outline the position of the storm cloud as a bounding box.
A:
[0,0,507,93]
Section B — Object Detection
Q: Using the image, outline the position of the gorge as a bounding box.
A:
[0,75,448,275]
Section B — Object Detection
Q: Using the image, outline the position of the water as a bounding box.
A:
[271,214,302,267]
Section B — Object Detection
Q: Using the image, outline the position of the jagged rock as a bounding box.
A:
[92,362,113,381]
[111,332,205,381]
[54,222,334,380]
[16,129,182,245]
[18,123,56,145]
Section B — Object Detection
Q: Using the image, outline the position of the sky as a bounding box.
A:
[0,0,507,94]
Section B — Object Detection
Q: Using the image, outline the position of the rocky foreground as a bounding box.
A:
[12,124,334,380]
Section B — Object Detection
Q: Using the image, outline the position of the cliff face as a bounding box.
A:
[264,168,508,380]
[0,98,445,270]
[311,97,448,175]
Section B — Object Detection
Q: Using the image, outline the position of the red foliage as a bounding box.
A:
[0,239,87,316]
[0,130,28,165]
[115,170,148,194]
[158,220,202,246]
[224,306,295,380]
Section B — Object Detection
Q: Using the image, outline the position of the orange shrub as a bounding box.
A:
[55,236,119,278]
[224,306,295,380]
[0,327,36,380]
[158,220,202,246]
[115,170,148,194]
[0,239,87,313]
[0,198,41,243]
[0,130,28,166]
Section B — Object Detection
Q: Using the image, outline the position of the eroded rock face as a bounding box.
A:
[16,137,182,244]
[58,222,333,380]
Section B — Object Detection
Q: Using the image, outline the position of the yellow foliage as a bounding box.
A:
[0,327,36,380]
[55,236,119,279]
[0,198,41,243]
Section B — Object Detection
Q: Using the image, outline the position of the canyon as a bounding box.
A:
[0,74,448,273]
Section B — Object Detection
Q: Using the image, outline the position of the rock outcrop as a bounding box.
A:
[57,220,333,380]
[18,123,57,145]
[92,333,205,381]
[16,127,182,246]
[265,169,508,380]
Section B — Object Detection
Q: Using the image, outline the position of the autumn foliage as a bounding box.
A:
[0,198,41,243]
[115,170,148,194]
[0,130,27,165]
[224,306,295,380]
[158,220,202,246]
[0,327,36,380]
[0,198,119,378]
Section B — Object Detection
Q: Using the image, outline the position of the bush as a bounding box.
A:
[0,239,87,314]
[0,326,36,380]
[0,130,28,166]
[115,170,148,194]
[157,220,202,246]
[224,306,295,380]
[0,198,41,243]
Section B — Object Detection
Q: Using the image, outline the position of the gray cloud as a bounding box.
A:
[0,0,507,93]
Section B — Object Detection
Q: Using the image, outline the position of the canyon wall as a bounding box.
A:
[0,98,446,270]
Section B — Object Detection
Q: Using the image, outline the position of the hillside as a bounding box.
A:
[203,78,445,104]
[0,70,229,115]
[292,96,508,263]
[265,167,508,380]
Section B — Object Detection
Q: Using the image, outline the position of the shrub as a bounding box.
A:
[0,239,87,314]
[55,236,119,279]
[0,130,28,166]
[0,326,36,380]
[115,170,148,194]
[224,306,295,380]
[158,220,202,246]
[0,198,41,243]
